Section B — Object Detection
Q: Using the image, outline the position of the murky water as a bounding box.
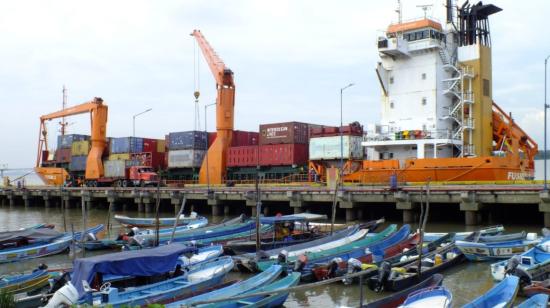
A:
[0,204,542,307]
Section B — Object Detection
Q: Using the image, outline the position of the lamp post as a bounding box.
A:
[253,135,262,254]
[545,55,550,191]
[340,83,355,172]
[204,102,216,194]
[132,108,152,138]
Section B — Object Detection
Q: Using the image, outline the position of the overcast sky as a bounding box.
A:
[1,0,549,168]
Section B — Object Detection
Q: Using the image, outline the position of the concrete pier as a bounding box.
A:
[0,184,548,226]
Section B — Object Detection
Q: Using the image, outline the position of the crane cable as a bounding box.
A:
[193,38,201,131]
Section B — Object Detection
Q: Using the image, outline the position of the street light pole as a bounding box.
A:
[340,83,355,172]
[204,102,216,193]
[132,108,152,138]
[254,136,262,254]
[544,56,550,189]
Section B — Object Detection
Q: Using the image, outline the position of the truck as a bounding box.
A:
[89,162,158,187]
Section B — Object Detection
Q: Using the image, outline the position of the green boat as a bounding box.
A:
[255,224,397,272]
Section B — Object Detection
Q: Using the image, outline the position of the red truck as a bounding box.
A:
[85,162,159,187]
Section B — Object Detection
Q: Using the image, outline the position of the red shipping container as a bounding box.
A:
[130,152,165,170]
[259,122,310,145]
[260,144,308,166]
[309,122,363,138]
[227,146,259,167]
[208,132,217,148]
[55,148,72,163]
[142,138,158,153]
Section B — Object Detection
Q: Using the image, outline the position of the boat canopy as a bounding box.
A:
[71,243,196,296]
[0,228,62,245]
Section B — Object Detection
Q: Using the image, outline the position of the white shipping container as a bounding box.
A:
[168,149,206,168]
[104,160,126,178]
[309,135,363,160]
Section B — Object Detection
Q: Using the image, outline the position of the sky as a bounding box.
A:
[0,0,549,168]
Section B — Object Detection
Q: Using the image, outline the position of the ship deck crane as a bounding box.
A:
[35,97,108,186]
[191,30,235,185]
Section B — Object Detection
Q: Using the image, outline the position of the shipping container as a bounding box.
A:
[104,160,127,178]
[55,148,72,163]
[309,135,364,160]
[69,155,87,171]
[156,139,166,153]
[108,153,131,161]
[167,149,206,168]
[142,138,158,153]
[71,140,90,156]
[208,130,259,148]
[227,146,259,167]
[259,122,310,145]
[110,137,143,154]
[259,144,308,166]
[168,131,207,150]
[310,122,363,138]
[57,134,89,149]
[130,152,165,170]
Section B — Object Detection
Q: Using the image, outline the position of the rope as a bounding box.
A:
[181,269,374,307]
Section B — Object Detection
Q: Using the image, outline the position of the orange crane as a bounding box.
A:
[35,97,108,186]
[191,30,235,185]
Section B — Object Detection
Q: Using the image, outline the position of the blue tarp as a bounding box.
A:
[71,243,195,297]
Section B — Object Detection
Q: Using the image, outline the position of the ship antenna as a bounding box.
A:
[395,0,402,23]
[416,4,433,19]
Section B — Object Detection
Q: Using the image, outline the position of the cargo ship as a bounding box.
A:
[310,1,537,184]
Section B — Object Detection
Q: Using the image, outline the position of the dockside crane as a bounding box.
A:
[35,97,108,186]
[191,30,235,185]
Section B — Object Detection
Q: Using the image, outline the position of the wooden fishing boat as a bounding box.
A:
[0,224,104,263]
[255,225,397,273]
[295,225,410,282]
[362,274,444,308]
[224,215,326,255]
[490,243,550,282]
[86,257,234,307]
[517,294,549,308]
[0,227,63,250]
[233,225,361,273]
[524,279,550,297]
[0,268,50,294]
[423,225,504,242]
[456,231,539,261]
[199,272,301,308]
[462,275,519,308]
[367,243,464,292]
[164,264,283,307]
[399,286,452,308]
[114,212,206,227]
[313,227,426,282]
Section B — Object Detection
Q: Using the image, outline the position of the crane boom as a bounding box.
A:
[36,97,108,185]
[191,30,235,185]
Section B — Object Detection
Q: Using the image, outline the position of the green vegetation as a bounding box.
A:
[0,289,16,308]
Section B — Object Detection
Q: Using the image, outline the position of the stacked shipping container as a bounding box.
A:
[167,131,207,169]
[309,122,364,160]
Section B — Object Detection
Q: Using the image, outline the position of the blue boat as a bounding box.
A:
[462,275,519,308]
[114,212,207,228]
[200,272,301,308]
[294,224,410,282]
[490,243,550,281]
[88,256,234,307]
[517,294,549,308]
[165,264,283,307]
[0,224,104,263]
[423,225,505,242]
[455,232,539,261]
[0,267,50,294]
[400,286,452,308]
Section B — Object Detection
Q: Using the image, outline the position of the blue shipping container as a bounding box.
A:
[69,156,87,171]
[168,131,207,150]
[57,134,89,149]
[110,137,144,154]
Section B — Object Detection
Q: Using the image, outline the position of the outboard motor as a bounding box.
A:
[374,261,391,293]
[83,232,97,242]
[343,258,362,285]
[277,250,289,264]
[327,257,343,279]
[294,254,308,272]
[43,281,79,308]
[46,272,72,297]
[505,255,532,288]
